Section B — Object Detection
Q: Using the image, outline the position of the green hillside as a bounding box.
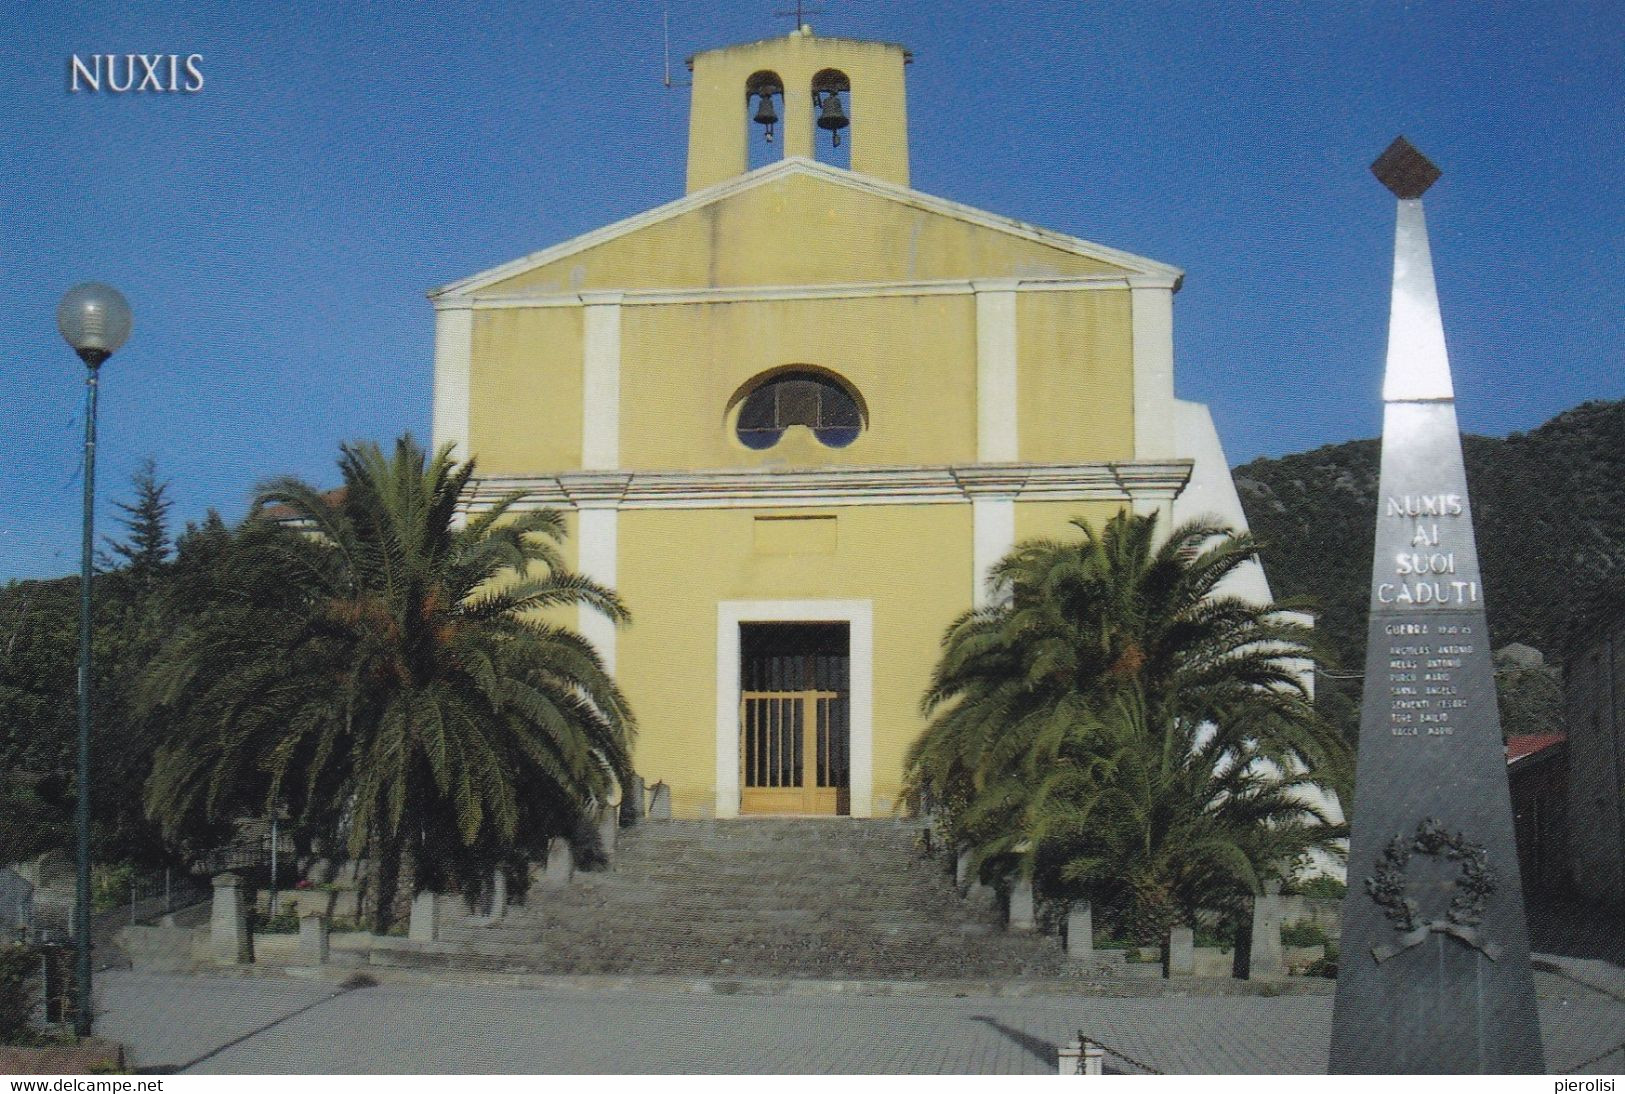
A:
[1235,399,1625,737]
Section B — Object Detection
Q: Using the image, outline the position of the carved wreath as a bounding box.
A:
[1364,817,1501,963]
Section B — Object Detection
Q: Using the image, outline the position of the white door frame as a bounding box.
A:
[716,599,874,819]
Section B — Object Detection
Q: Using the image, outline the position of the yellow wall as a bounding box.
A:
[1014,500,1126,547]
[621,295,976,470]
[467,289,1139,475]
[615,504,971,818]
[469,309,583,474]
[1017,291,1136,463]
[480,174,1125,295]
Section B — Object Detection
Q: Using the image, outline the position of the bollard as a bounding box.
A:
[490,870,509,920]
[1083,1040,1104,1075]
[1248,882,1287,980]
[1066,901,1094,963]
[598,804,619,863]
[647,781,672,820]
[1165,925,1195,977]
[542,838,575,889]
[1057,1037,1105,1075]
[1058,1038,1082,1075]
[1007,876,1036,932]
[299,912,329,965]
[408,891,438,942]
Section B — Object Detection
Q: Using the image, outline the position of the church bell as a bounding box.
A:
[816,90,849,147]
[753,88,779,143]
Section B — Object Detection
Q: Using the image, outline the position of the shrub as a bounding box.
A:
[1092,936,1135,951]
[1281,919,1329,948]
[0,944,42,1045]
[1303,943,1339,979]
[90,864,136,913]
[252,911,300,935]
[1287,875,1346,900]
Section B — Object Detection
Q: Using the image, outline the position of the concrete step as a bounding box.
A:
[411,819,1066,980]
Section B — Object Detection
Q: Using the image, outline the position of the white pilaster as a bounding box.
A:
[581,293,623,470]
[974,281,1019,463]
[431,306,473,462]
[576,506,618,674]
[1131,285,1176,460]
[970,496,1015,609]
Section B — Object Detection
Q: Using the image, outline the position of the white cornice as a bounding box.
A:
[462,460,1193,512]
[427,158,1183,301]
[432,274,1175,312]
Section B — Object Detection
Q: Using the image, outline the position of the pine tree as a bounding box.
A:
[104,457,173,586]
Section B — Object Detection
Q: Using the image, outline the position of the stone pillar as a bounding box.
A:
[489,870,508,921]
[542,838,575,889]
[1007,877,1036,932]
[299,913,329,965]
[1066,901,1094,963]
[1165,925,1195,978]
[647,782,672,821]
[209,873,252,964]
[598,805,619,862]
[1248,883,1287,981]
[408,891,438,942]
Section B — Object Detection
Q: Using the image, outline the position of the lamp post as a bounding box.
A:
[56,282,132,1037]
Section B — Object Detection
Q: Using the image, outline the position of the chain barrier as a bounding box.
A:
[1542,962,1625,1073]
[1074,1031,1165,1075]
[1561,1038,1625,1075]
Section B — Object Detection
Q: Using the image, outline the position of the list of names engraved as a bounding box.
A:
[1384,620,1474,738]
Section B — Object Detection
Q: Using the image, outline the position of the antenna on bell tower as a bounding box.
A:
[775,2,824,33]
[662,2,691,88]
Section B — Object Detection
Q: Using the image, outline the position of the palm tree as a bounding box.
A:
[142,435,635,930]
[907,510,1346,941]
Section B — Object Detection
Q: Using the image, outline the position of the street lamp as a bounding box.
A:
[56,282,132,1037]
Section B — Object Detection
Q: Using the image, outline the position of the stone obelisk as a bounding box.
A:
[1328,138,1544,1074]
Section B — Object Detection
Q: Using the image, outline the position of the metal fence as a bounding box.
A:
[120,866,211,925]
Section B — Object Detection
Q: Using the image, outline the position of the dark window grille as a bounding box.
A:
[736,372,862,449]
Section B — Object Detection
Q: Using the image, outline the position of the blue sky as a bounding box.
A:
[3,2,1620,581]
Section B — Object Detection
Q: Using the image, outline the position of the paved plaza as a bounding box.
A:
[91,969,1624,1075]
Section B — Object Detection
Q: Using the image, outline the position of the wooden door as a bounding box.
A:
[738,626,849,815]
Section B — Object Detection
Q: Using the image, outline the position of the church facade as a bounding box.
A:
[428,29,1275,820]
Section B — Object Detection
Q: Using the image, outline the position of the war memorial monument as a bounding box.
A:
[1328,138,1546,1074]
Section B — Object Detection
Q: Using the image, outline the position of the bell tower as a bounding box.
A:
[685,27,911,193]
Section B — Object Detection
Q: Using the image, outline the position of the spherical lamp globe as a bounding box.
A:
[57,282,133,365]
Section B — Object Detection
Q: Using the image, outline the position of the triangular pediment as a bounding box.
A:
[430,159,1181,299]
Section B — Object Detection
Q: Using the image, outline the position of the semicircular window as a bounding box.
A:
[736,371,863,449]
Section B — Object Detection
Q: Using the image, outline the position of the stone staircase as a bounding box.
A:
[416,819,1069,980]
